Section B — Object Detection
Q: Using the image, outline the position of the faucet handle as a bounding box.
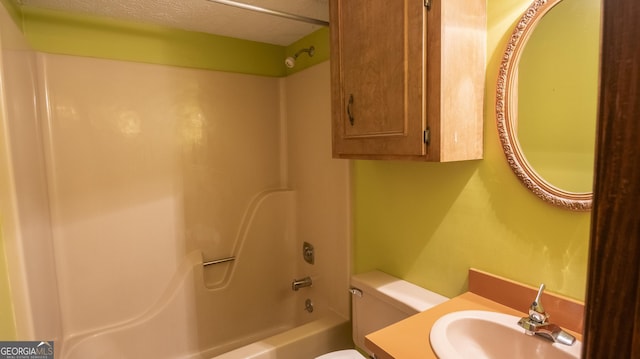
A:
[529,284,549,323]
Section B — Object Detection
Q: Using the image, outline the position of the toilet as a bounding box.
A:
[316,270,449,359]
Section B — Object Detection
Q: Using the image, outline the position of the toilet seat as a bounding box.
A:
[314,349,365,359]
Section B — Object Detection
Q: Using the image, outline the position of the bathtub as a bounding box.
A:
[60,192,353,358]
[210,314,352,359]
[61,250,352,359]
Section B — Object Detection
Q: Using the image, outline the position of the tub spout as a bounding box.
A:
[292,276,312,291]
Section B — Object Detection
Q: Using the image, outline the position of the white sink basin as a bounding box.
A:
[429,310,582,359]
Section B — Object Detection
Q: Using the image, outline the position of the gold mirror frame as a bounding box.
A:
[496,0,592,211]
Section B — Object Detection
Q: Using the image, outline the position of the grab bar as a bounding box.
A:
[203,256,236,267]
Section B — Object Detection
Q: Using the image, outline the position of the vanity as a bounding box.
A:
[365,269,584,358]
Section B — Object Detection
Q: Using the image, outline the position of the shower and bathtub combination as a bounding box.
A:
[0,3,351,358]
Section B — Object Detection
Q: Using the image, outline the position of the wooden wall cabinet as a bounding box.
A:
[329,0,486,161]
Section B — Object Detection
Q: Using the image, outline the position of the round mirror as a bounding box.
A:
[496,0,601,211]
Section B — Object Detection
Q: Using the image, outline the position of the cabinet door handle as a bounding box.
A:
[347,94,355,126]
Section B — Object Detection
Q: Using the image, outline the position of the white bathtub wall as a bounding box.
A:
[209,62,354,355]
[284,62,351,322]
[62,191,300,359]
[0,9,352,352]
[38,53,284,338]
[0,4,62,341]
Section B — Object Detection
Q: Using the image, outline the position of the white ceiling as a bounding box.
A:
[15,0,329,46]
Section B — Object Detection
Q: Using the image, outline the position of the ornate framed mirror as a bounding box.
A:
[496,0,600,211]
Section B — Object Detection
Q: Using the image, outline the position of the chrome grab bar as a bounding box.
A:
[203,256,236,267]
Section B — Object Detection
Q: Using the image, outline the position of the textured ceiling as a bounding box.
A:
[16,0,329,46]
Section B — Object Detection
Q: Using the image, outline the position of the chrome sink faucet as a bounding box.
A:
[517,284,576,346]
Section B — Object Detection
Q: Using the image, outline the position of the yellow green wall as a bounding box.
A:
[0,0,329,77]
[353,0,592,301]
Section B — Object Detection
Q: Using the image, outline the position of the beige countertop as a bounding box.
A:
[364,292,583,359]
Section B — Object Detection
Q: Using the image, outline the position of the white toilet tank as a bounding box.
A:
[350,271,448,355]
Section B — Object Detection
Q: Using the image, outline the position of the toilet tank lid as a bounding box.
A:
[351,271,449,313]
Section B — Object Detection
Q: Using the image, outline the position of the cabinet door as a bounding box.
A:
[330,0,426,158]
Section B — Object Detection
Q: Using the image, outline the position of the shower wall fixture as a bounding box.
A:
[285,46,315,68]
